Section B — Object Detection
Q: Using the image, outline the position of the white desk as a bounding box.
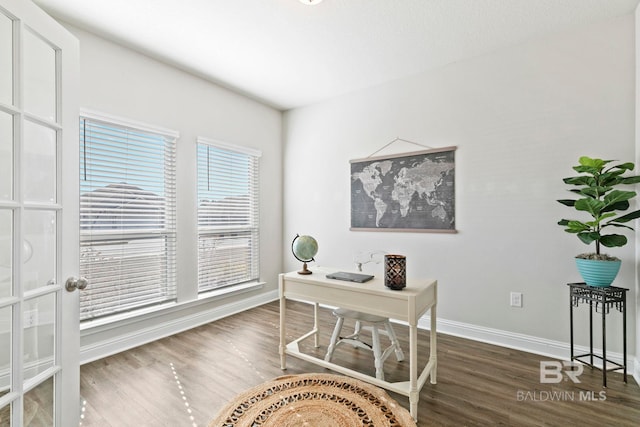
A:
[278,267,437,420]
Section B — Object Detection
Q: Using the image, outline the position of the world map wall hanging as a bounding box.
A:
[350,146,456,232]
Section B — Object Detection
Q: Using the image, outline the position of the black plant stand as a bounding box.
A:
[568,282,628,387]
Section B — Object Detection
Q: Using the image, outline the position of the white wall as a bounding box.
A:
[63,24,283,360]
[635,4,640,384]
[284,15,636,363]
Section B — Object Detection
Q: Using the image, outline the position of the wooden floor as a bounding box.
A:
[79,300,640,426]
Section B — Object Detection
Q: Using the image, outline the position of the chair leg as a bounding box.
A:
[354,320,362,337]
[325,316,344,362]
[349,320,362,347]
[371,325,385,381]
[384,320,405,362]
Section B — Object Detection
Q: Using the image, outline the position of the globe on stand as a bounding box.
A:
[291,234,318,275]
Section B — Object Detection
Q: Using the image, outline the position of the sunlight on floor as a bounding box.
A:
[170,362,198,427]
[225,338,267,382]
[78,397,87,426]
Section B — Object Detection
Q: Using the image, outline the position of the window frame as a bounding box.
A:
[196,136,262,294]
[78,109,178,322]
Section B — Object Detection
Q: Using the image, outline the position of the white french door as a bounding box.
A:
[0,0,79,425]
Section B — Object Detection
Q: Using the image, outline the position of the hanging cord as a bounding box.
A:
[366,137,434,158]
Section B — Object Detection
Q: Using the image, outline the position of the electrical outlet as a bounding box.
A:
[24,309,38,328]
[510,292,523,308]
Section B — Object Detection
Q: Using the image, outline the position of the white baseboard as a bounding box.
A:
[80,289,279,364]
[80,295,639,387]
[419,316,638,384]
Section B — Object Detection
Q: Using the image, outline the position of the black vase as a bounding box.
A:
[384,255,406,290]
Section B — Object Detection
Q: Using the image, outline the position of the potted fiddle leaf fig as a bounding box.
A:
[557,156,640,287]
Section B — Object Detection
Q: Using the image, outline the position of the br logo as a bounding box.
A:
[539,361,583,383]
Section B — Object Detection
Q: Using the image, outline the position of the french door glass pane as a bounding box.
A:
[23,121,56,204]
[22,210,55,292]
[23,29,56,122]
[24,376,53,426]
[0,13,11,106]
[23,293,55,382]
[0,305,10,392]
[0,398,8,425]
[0,209,10,298]
[0,111,12,201]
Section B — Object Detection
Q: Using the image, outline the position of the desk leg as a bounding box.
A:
[589,300,593,367]
[409,322,418,421]
[569,290,574,362]
[430,305,438,384]
[314,302,320,348]
[623,291,627,383]
[602,303,607,388]
[279,275,287,370]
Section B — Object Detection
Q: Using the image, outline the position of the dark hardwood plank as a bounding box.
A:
[79,301,640,426]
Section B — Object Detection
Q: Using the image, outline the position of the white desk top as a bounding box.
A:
[280,266,437,324]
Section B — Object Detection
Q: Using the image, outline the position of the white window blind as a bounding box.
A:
[79,114,177,321]
[197,137,261,292]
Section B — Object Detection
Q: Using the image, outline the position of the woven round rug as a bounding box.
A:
[209,373,416,427]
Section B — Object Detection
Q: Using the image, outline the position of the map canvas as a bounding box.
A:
[350,147,456,232]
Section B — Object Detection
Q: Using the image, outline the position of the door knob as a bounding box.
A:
[65,276,88,292]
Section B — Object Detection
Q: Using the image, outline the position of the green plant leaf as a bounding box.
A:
[573,166,600,174]
[578,156,610,169]
[610,162,634,171]
[563,176,595,186]
[621,175,640,184]
[608,209,640,223]
[602,223,635,232]
[577,157,601,169]
[604,168,627,176]
[577,231,599,244]
[599,174,623,187]
[604,189,636,204]
[598,212,617,221]
[601,191,635,214]
[599,234,627,247]
[557,199,576,207]
[574,198,605,216]
[566,220,590,232]
[579,186,611,198]
[557,219,569,226]
[602,200,630,213]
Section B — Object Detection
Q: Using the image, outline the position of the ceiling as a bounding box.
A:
[33,0,640,111]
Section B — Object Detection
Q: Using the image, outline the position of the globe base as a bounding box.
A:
[297,262,312,275]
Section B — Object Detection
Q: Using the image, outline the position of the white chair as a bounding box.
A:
[324,308,404,381]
